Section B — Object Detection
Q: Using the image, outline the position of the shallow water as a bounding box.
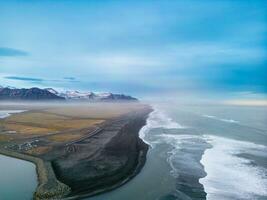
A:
[0,110,37,200]
[0,154,37,200]
[88,104,267,200]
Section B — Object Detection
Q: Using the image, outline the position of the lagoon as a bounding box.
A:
[0,110,37,200]
[0,154,37,200]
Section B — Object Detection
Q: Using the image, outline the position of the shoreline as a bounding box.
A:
[0,106,152,200]
[62,140,148,200]
[54,106,153,199]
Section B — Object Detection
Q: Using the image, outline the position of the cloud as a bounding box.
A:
[63,77,76,80]
[3,75,79,84]
[223,99,267,106]
[4,76,43,82]
[0,47,28,57]
[0,1,266,95]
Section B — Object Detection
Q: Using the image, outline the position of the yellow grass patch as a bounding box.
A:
[6,112,68,122]
[44,103,142,119]
[0,134,13,141]
[3,123,55,135]
[26,146,52,155]
[48,133,84,142]
[50,119,103,129]
[1,111,104,136]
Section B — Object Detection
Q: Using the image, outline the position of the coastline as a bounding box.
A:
[0,105,152,200]
[54,106,153,199]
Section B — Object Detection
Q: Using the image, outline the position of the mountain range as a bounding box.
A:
[0,86,138,101]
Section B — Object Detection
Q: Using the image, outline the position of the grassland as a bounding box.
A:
[47,133,85,142]
[1,111,103,136]
[0,102,146,150]
[0,134,13,142]
[26,146,52,155]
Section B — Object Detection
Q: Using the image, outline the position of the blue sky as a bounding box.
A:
[0,0,266,99]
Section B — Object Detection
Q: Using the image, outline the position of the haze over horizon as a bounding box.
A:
[1,2,267,200]
[0,0,266,102]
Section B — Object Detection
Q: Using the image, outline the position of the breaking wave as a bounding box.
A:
[139,107,267,200]
[202,114,239,123]
[139,108,185,145]
[200,135,267,200]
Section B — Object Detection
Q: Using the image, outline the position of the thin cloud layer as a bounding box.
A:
[0,0,266,97]
[4,76,43,82]
[0,47,28,57]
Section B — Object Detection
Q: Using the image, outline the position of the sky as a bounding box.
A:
[0,0,266,100]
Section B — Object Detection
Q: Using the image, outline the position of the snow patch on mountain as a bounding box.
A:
[44,88,137,101]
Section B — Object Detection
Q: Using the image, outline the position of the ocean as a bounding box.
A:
[88,104,267,200]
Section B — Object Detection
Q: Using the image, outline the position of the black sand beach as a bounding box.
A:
[52,107,152,199]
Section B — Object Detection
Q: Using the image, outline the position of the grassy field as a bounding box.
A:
[47,132,85,142]
[43,103,144,118]
[0,111,103,136]
[0,134,13,142]
[26,146,52,155]
[0,103,146,154]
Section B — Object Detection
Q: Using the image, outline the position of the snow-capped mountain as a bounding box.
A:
[0,86,138,101]
[61,91,95,100]
[43,88,138,101]
[44,88,59,95]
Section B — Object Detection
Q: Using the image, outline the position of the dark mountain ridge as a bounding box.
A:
[0,86,138,101]
[0,87,65,101]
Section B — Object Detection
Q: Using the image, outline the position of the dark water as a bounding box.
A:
[0,110,37,200]
[89,104,267,200]
[0,154,37,200]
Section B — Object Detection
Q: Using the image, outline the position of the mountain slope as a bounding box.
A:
[0,87,138,101]
[0,87,65,100]
[44,88,138,101]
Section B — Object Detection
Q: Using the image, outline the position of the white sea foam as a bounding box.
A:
[203,115,216,119]
[139,108,185,145]
[160,134,205,178]
[148,109,185,129]
[200,135,267,200]
[202,114,239,123]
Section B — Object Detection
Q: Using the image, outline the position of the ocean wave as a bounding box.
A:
[160,134,207,178]
[202,114,239,123]
[148,109,185,129]
[200,135,267,200]
[139,107,185,146]
[157,133,267,200]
